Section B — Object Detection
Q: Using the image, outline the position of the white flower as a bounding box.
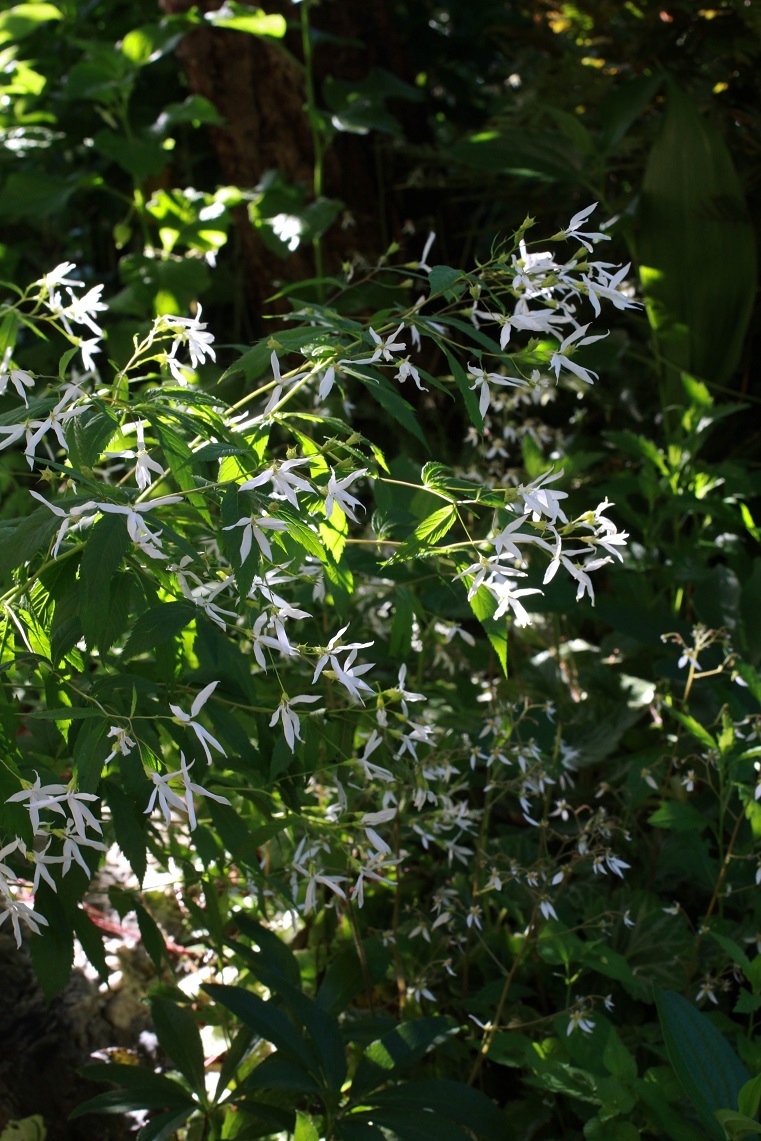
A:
[557,202,610,253]
[466,904,483,930]
[359,323,406,364]
[467,362,528,418]
[61,823,107,877]
[567,1009,596,1035]
[0,893,49,948]
[396,358,427,391]
[145,754,231,831]
[223,512,287,563]
[549,324,607,386]
[241,458,314,510]
[539,897,557,921]
[164,305,216,379]
[520,469,569,525]
[94,494,183,560]
[104,725,136,764]
[37,262,82,292]
[695,978,719,1006]
[324,468,367,523]
[291,860,348,914]
[270,694,321,751]
[0,369,35,406]
[170,680,226,765]
[582,262,639,317]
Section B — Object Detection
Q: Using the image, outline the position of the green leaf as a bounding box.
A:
[0,2,62,44]
[243,1052,320,1093]
[317,937,387,1016]
[428,265,465,299]
[442,347,482,432]
[345,1109,471,1141]
[136,903,165,970]
[205,3,286,37]
[0,310,19,360]
[105,782,148,885]
[365,1080,505,1139]
[71,716,108,793]
[122,601,196,660]
[77,1063,194,1104]
[355,370,428,448]
[232,913,302,989]
[598,72,665,151]
[655,989,750,1139]
[389,504,456,563]
[150,998,206,1096]
[714,1110,761,1138]
[467,582,509,679]
[137,1107,195,1141]
[647,800,709,833]
[351,1017,456,1098]
[294,1112,319,1141]
[639,82,757,387]
[666,707,717,751]
[203,984,315,1070]
[738,1073,761,1121]
[79,513,130,651]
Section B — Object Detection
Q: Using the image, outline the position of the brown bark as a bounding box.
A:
[159,0,417,331]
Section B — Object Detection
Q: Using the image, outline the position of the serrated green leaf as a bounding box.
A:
[467,582,509,679]
[428,265,465,298]
[122,601,196,660]
[79,513,130,651]
[389,504,457,563]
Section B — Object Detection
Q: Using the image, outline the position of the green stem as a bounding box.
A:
[300,0,326,300]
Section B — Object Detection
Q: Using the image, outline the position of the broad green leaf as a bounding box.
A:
[294,1112,319,1141]
[365,1080,505,1139]
[71,715,108,793]
[351,1017,456,1097]
[232,912,302,989]
[639,82,756,387]
[316,936,387,1015]
[598,72,665,152]
[105,782,148,885]
[714,1110,761,1138]
[656,989,750,1139]
[0,3,62,45]
[243,1053,320,1093]
[150,998,206,1096]
[738,1072,761,1122]
[647,800,709,833]
[0,311,19,360]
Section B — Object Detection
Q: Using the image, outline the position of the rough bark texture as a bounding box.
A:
[159,0,418,330]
